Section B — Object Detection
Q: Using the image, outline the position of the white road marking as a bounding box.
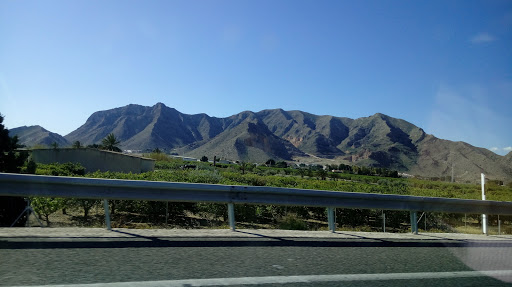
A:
[11,270,512,287]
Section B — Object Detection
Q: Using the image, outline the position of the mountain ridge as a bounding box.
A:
[10,103,512,183]
[9,125,70,147]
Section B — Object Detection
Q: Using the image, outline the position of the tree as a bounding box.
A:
[0,116,26,173]
[239,161,248,174]
[101,133,121,152]
[200,156,208,162]
[51,142,59,149]
[275,161,288,168]
[265,159,276,167]
[316,168,328,180]
[30,197,65,226]
[297,168,306,178]
[0,114,29,226]
[152,148,161,153]
[68,198,100,220]
[72,141,82,148]
[338,163,352,173]
[25,158,36,174]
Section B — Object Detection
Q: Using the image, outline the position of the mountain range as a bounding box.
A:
[10,103,512,183]
[10,125,70,148]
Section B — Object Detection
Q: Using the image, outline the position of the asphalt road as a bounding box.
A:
[1,228,512,287]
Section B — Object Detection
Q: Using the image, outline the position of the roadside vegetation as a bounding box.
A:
[21,153,512,234]
[0,114,31,227]
[3,116,506,232]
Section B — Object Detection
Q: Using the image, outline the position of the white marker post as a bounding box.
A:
[481,173,487,235]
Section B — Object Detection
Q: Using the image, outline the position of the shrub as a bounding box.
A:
[30,197,65,226]
[36,162,85,176]
[277,213,308,230]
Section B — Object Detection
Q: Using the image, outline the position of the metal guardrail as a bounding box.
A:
[1,173,511,233]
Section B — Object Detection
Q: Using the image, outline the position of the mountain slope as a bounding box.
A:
[9,126,70,147]
[257,109,351,157]
[334,113,425,170]
[182,115,306,162]
[505,151,512,162]
[65,103,227,150]
[13,102,506,183]
[411,136,512,181]
[65,104,155,146]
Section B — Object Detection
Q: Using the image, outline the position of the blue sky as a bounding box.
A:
[1,0,511,155]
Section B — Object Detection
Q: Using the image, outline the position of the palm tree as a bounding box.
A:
[101,133,121,152]
[239,161,248,174]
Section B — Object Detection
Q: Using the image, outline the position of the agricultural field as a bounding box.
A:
[27,154,512,234]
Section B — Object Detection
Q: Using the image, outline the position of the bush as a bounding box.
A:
[68,198,100,220]
[277,213,308,230]
[197,203,228,222]
[187,170,223,184]
[30,197,65,226]
[36,162,85,176]
[146,152,173,162]
[21,158,37,174]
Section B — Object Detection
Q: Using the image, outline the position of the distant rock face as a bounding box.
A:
[9,125,69,147]
[13,103,512,183]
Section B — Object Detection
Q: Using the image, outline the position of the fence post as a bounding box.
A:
[498,215,501,235]
[103,199,111,231]
[465,214,467,232]
[382,211,386,233]
[482,214,488,236]
[327,207,335,232]
[228,203,236,231]
[165,202,169,225]
[410,211,418,234]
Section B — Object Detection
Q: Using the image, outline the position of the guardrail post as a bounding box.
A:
[103,199,111,231]
[165,202,169,225]
[482,214,488,236]
[413,211,417,234]
[382,211,386,233]
[481,173,488,235]
[410,211,418,234]
[327,207,335,232]
[228,203,235,231]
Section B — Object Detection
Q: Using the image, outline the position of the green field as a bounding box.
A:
[29,155,512,234]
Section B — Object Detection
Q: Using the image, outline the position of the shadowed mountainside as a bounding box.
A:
[180,112,306,162]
